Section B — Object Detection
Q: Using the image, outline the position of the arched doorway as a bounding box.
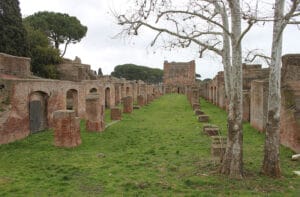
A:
[66,89,78,116]
[105,87,111,108]
[29,91,48,133]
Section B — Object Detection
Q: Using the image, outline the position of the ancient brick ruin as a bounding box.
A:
[1,52,299,153]
[53,110,81,147]
[0,53,163,145]
[163,60,196,94]
[200,54,300,153]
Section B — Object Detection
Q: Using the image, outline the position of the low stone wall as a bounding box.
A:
[123,96,133,113]
[85,93,105,132]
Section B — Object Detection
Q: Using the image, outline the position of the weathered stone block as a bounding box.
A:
[202,124,218,132]
[137,95,145,106]
[147,94,153,103]
[198,115,209,122]
[192,103,200,110]
[211,136,227,159]
[86,93,105,132]
[194,109,204,116]
[204,127,220,136]
[53,110,81,148]
[86,120,104,132]
[123,96,133,113]
[111,107,122,120]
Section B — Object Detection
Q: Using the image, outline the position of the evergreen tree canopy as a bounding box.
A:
[25,24,61,78]
[111,64,163,84]
[0,0,28,56]
[24,11,87,57]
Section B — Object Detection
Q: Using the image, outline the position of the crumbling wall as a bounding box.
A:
[163,60,196,93]
[280,54,300,153]
[56,58,97,82]
[0,53,31,78]
[0,79,105,145]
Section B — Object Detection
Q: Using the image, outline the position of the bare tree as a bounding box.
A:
[115,0,257,179]
[262,0,300,178]
[243,0,300,178]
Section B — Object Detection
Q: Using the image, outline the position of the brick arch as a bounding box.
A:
[89,87,98,93]
[29,91,49,133]
[105,87,111,108]
[66,89,79,116]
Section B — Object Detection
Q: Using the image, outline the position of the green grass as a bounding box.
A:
[0,94,299,196]
[104,107,112,124]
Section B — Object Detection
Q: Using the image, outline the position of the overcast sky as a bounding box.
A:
[19,0,300,79]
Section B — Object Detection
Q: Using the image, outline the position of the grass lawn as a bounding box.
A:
[0,94,299,196]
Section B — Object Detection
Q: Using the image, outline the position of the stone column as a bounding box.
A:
[86,93,105,132]
[111,107,122,120]
[137,95,145,107]
[53,110,81,148]
[123,96,133,113]
[147,94,153,104]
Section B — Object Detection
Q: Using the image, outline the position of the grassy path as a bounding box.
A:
[0,94,299,196]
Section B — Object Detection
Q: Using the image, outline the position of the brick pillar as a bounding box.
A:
[86,93,105,132]
[147,94,153,103]
[123,96,133,113]
[111,107,122,120]
[137,95,145,106]
[53,110,81,148]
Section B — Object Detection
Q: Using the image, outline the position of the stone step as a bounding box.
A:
[198,115,209,122]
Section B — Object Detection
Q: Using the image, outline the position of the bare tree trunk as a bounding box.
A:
[216,1,232,99]
[60,40,71,57]
[220,0,243,179]
[262,0,284,178]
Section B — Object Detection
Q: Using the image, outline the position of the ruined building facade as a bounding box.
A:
[0,53,163,145]
[201,55,300,153]
[163,60,196,94]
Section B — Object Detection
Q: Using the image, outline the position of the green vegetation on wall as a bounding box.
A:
[111,64,163,84]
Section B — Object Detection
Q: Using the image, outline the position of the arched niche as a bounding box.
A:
[29,91,49,133]
[66,89,78,116]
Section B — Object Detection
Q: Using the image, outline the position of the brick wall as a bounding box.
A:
[0,53,31,78]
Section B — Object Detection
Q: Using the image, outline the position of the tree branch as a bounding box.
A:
[156,10,232,36]
[118,15,222,56]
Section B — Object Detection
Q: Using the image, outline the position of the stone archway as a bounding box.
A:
[105,87,111,108]
[66,89,78,116]
[29,91,48,133]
